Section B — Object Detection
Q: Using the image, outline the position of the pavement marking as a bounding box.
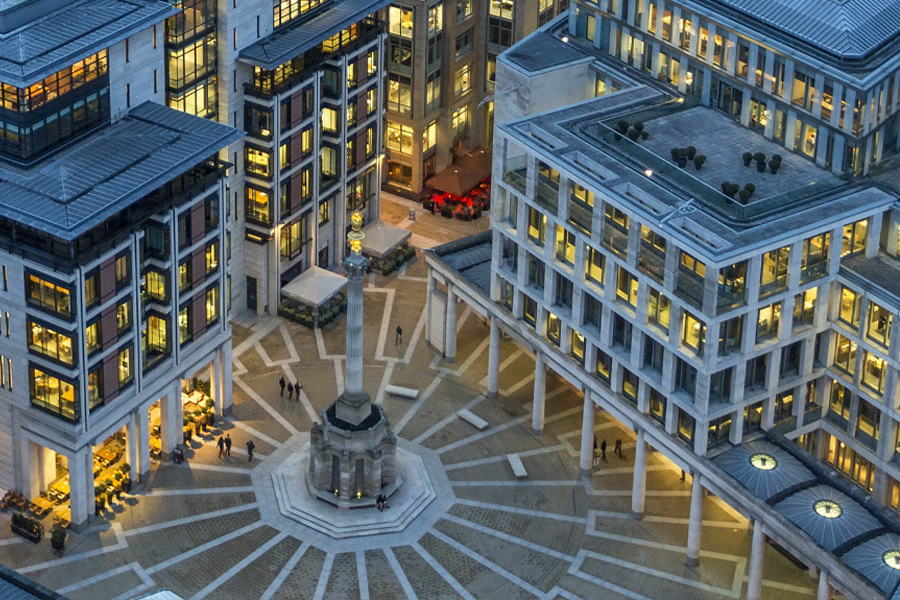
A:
[124,503,259,537]
[137,486,255,497]
[398,275,428,282]
[312,552,334,600]
[233,357,248,376]
[588,489,692,497]
[478,348,524,386]
[569,564,653,600]
[591,510,743,529]
[749,576,817,596]
[334,358,344,395]
[500,372,534,397]
[172,462,254,475]
[372,287,395,361]
[232,317,282,357]
[279,323,300,363]
[402,305,428,364]
[259,542,310,600]
[383,547,418,599]
[0,536,24,546]
[549,586,589,600]
[411,542,475,600]
[374,360,395,405]
[254,342,274,367]
[455,498,587,524]
[411,395,484,445]
[228,417,284,448]
[146,522,265,575]
[429,528,544,598]
[443,513,574,561]
[356,550,369,600]
[20,523,127,574]
[394,373,444,434]
[453,479,582,487]
[234,375,300,437]
[295,385,321,424]
[436,335,489,377]
[192,532,289,600]
[444,443,565,470]
[315,327,344,360]
[438,404,581,455]
[58,561,151,596]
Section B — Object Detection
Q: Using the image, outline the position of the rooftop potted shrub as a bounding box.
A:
[627,128,640,141]
[742,152,753,167]
[685,146,697,160]
[671,148,680,162]
[676,148,688,168]
[769,154,782,174]
[50,524,66,551]
[744,183,755,195]
[640,130,649,140]
[738,188,752,204]
[693,154,706,170]
[753,152,766,172]
[11,513,42,543]
[616,119,629,134]
[633,122,644,132]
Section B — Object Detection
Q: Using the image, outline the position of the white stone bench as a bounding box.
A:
[458,409,488,430]
[385,385,418,399]
[507,453,528,478]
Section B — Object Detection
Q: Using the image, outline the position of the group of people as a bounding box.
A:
[376,493,389,511]
[278,376,304,400]
[216,434,256,462]
[593,436,623,461]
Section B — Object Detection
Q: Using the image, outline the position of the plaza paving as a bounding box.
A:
[0,257,818,599]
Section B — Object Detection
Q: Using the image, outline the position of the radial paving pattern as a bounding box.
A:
[0,256,819,599]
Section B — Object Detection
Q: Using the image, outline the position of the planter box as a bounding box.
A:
[11,523,42,544]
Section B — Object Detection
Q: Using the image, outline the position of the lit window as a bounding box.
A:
[118,346,132,388]
[179,306,192,344]
[682,312,705,354]
[422,120,437,151]
[866,301,891,347]
[386,121,413,154]
[206,285,219,325]
[30,367,77,422]
[116,300,132,334]
[205,242,219,274]
[28,321,73,365]
[454,64,471,97]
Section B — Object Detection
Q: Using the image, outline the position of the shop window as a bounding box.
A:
[792,288,817,328]
[756,302,781,342]
[30,367,78,422]
[866,301,891,347]
[615,266,638,308]
[647,289,670,333]
[26,274,71,319]
[838,286,861,329]
[833,334,857,375]
[841,219,868,258]
[28,320,73,365]
[681,311,705,354]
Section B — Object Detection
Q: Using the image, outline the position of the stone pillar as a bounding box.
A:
[161,378,181,457]
[220,343,233,416]
[137,406,151,483]
[446,285,457,362]
[425,272,435,344]
[631,430,647,518]
[344,254,366,396]
[817,572,830,600]
[209,354,221,413]
[579,391,596,476]
[126,413,139,481]
[532,352,546,433]
[747,521,766,600]
[487,318,501,398]
[686,474,704,567]
[68,446,91,531]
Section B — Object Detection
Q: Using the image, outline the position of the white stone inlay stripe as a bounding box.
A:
[20,523,126,574]
[394,373,443,434]
[124,503,259,537]
[411,395,484,445]
[259,542,310,600]
[312,552,334,600]
[443,514,573,562]
[411,542,474,600]
[146,522,264,574]
[137,486,255,497]
[444,444,565,470]
[383,547,418,599]
[356,551,369,600]
[235,376,300,437]
[454,498,586,524]
[191,532,288,600]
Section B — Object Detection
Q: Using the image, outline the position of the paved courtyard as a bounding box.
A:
[0,256,817,599]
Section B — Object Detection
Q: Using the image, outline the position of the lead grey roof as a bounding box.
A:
[504,32,589,73]
[0,562,67,599]
[707,0,900,59]
[239,0,390,70]
[430,230,492,294]
[0,101,241,240]
[843,533,900,596]
[712,440,817,503]
[774,485,882,552]
[0,0,175,87]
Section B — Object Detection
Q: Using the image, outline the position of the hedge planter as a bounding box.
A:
[11,514,42,543]
[12,523,41,543]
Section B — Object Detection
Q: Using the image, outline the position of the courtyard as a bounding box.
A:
[0,256,817,599]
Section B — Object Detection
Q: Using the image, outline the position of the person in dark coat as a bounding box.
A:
[217,436,225,459]
[246,440,255,462]
[600,439,607,460]
[279,376,285,397]
[224,434,232,456]
[286,382,294,401]
[395,325,402,345]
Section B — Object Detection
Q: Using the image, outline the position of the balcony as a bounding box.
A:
[567,198,592,234]
[535,178,559,216]
[675,268,704,308]
[602,226,628,259]
[800,259,829,283]
[716,287,746,314]
[638,246,665,281]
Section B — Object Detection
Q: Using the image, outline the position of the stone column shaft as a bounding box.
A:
[345,262,365,396]
[686,474,704,567]
[161,379,181,457]
[137,406,151,482]
[631,430,647,517]
[532,352,546,433]
[579,392,596,476]
[487,318,501,398]
[817,572,830,600]
[747,521,765,600]
[446,286,457,361]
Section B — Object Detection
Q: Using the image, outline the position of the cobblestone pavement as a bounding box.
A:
[0,256,817,599]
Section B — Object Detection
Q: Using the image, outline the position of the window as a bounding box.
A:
[205,242,219,274]
[179,260,192,292]
[675,358,697,396]
[321,146,338,177]
[616,266,638,307]
[457,0,472,21]
[862,352,886,393]
[274,0,325,27]
[780,341,801,377]
[490,0,513,19]
[585,246,604,285]
[279,142,291,170]
[595,350,611,382]
[245,104,273,139]
[546,312,561,345]
[583,294,602,330]
[144,270,167,302]
[115,253,130,288]
[709,368,733,403]
[866,301,891,347]
[571,330,585,364]
[638,226,666,280]
[366,89,377,114]
[774,391,794,424]
[526,254,544,290]
[856,400,879,444]
[527,207,545,245]
[179,305,192,344]
[318,198,331,225]
[454,64,471,97]
[838,286,861,329]
[602,206,629,258]
[85,320,101,355]
[388,6,414,38]
[245,186,271,224]
[142,314,168,368]
[84,271,99,308]
[26,274,71,318]
[456,29,473,58]
[346,62,357,89]
[745,354,768,390]
[647,289,670,332]
[554,273,573,309]
[204,194,219,232]
[760,246,789,296]
[682,312,705,354]
[756,302,781,342]
[425,71,441,113]
[793,288,817,328]
[88,367,102,411]
[245,146,272,178]
[387,74,412,114]
[206,285,219,325]
[422,120,437,151]
[649,388,666,423]
[555,226,575,265]
[488,16,513,47]
[386,121,413,154]
[280,217,307,259]
[833,334,857,375]
[177,211,191,249]
[718,261,747,310]
[612,313,632,351]
[643,337,664,373]
[117,346,132,389]
[522,295,537,326]
[676,251,705,307]
[30,367,77,422]
[801,232,830,281]
[116,300,132,334]
[841,219,868,258]
[828,381,851,424]
[718,316,743,355]
[28,321,73,365]
[622,369,638,402]
[451,106,468,137]
[568,183,593,233]
[322,107,339,133]
[427,3,442,34]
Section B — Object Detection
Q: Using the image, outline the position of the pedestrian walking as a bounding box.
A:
[600,439,607,460]
[225,434,232,456]
[680,469,686,482]
[295,382,303,399]
[216,436,225,459]
[279,376,285,397]
[287,382,294,401]
[593,435,597,452]
[614,439,622,457]
[246,440,255,462]
[395,325,402,345]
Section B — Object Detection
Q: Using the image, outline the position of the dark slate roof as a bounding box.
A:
[843,533,900,596]
[430,231,492,294]
[840,254,900,306]
[774,485,882,552]
[0,561,67,599]
[504,31,589,73]
[0,101,241,239]
[712,439,817,504]
[239,0,390,70]
[0,0,176,87]
[708,0,900,59]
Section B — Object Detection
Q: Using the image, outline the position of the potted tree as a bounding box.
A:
[113,472,124,498]
[95,484,107,515]
[693,154,706,170]
[769,154,782,174]
[753,152,766,172]
[685,146,697,160]
[738,188,752,204]
[742,152,753,167]
[193,408,205,432]
[670,148,680,163]
[640,130,649,140]
[744,183,755,195]
[50,525,66,551]
[120,463,132,493]
[676,149,688,168]
[627,127,640,141]
[616,119,629,134]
